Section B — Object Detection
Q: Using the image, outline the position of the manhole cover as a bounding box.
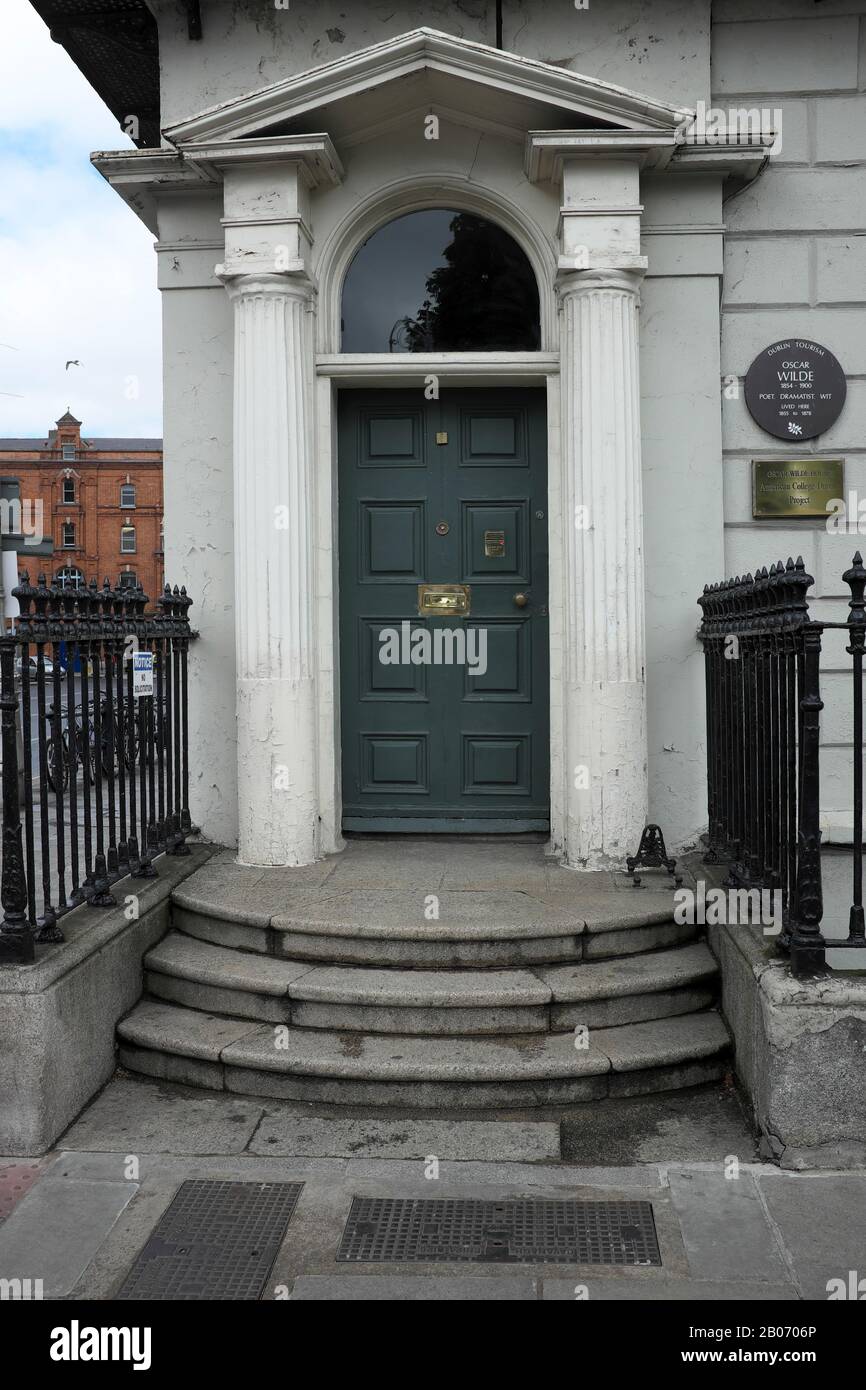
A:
[337,1197,661,1265]
[117,1180,303,1300]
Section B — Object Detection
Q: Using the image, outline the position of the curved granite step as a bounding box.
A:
[145,933,717,1035]
[117,999,730,1108]
[173,887,694,968]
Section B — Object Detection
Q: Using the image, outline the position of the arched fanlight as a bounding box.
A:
[342,209,540,353]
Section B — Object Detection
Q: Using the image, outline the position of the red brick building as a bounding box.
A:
[0,410,164,605]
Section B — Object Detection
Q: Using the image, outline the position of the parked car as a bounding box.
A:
[15,655,54,676]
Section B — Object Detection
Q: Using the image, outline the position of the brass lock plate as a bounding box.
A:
[484,529,505,558]
[418,583,471,616]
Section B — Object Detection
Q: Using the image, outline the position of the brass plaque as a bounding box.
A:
[418,583,470,616]
[435,432,448,445]
[752,458,844,518]
[484,529,506,558]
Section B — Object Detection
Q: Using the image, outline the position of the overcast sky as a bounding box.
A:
[0,0,162,438]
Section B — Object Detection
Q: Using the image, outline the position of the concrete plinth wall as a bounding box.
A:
[707,919,866,1169]
[0,847,215,1156]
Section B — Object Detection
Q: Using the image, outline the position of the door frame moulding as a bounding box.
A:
[314,364,563,857]
[313,173,564,856]
[317,352,559,387]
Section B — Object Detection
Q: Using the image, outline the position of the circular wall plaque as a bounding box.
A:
[744,339,846,441]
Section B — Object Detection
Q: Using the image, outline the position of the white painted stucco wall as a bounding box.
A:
[156,190,238,846]
[148,0,711,131]
[714,0,866,836]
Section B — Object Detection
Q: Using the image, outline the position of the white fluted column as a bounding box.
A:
[224,272,318,866]
[560,268,647,868]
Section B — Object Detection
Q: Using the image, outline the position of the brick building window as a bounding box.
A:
[120,524,136,554]
[119,571,137,590]
[61,443,76,461]
[55,566,84,591]
[62,477,75,503]
[120,483,136,508]
[62,521,76,549]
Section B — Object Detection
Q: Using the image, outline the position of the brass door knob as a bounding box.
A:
[513,592,529,608]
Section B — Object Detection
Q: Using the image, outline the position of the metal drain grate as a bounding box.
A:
[338,1197,661,1265]
[117,1180,303,1300]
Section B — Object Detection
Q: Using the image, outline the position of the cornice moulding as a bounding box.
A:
[526,129,679,182]
[178,135,344,187]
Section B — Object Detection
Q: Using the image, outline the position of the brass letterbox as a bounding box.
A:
[417,583,471,616]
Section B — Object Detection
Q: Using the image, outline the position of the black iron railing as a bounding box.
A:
[698,553,866,976]
[0,575,195,964]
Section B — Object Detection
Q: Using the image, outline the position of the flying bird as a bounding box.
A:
[65,360,81,370]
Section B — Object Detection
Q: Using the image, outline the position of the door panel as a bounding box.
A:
[339,388,549,831]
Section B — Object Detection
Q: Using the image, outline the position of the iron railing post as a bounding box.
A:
[0,629,33,963]
[843,552,866,945]
[789,621,826,976]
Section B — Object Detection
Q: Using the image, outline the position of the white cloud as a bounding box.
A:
[0,0,162,437]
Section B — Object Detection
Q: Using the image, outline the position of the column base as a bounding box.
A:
[564,678,648,870]
[237,677,318,867]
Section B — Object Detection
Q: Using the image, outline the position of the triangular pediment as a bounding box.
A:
[164,27,690,150]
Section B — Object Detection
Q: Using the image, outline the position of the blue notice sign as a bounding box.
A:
[133,651,154,698]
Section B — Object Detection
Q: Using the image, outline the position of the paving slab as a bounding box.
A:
[440,865,557,892]
[340,1158,664,1188]
[668,1169,789,1282]
[756,1173,866,1300]
[250,1113,560,1162]
[290,1275,539,1299]
[0,1171,136,1297]
[533,893,675,929]
[0,1160,49,1222]
[561,1085,758,1165]
[272,889,585,938]
[541,1278,798,1300]
[60,1078,265,1155]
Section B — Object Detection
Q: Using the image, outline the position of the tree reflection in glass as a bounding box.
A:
[341,209,540,353]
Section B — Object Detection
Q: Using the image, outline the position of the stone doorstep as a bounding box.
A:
[170,856,681,939]
[143,932,718,1010]
[117,998,730,1082]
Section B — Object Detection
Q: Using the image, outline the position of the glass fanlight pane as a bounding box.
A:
[341,209,540,353]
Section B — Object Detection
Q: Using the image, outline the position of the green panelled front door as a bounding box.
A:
[339,388,549,832]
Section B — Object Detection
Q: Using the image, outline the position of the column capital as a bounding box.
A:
[557,266,646,300]
[216,267,316,304]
